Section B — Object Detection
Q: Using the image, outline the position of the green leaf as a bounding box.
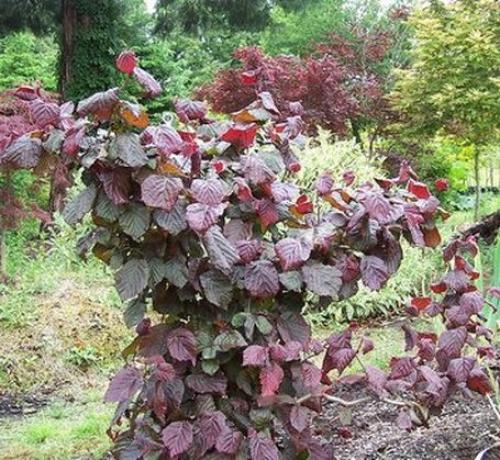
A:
[279,271,303,292]
[115,259,149,302]
[200,270,233,309]
[214,330,247,352]
[63,183,98,225]
[124,299,146,328]
[119,204,150,240]
[110,132,148,168]
[164,257,188,288]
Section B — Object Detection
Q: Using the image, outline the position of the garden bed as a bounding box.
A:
[317,390,498,459]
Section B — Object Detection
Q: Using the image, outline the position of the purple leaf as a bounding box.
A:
[249,430,279,460]
[104,366,142,402]
[363,192,392,224]
[389,357,416,380]
[175,99,207,122]
[437,327,467,363]
[76,88,119,117]
[198,411,226,450]
[0,135,42,168]
[99,168,132,205]
[162,421,193,456]
[302,263,342,297]
[366,365,388,397]
[242,153,276,185]
[290,405,310,432]
[235,240,262,263]
[323,347,356,375]
[191,178,229,205]
[360,256,389,290]
[141,175,183,211]
[315,172,334,196]
[203,225,240,274]
[115,258,149,302]
[167,328,197,365]
[186,203,226,233]
[224,219,253,243]
[275,237,312,271]
[396,410,412,431]
[29,98,60,128]
[447,357,475,383]
[185,373,227,394]
[141,125,183,156]
[244,260,280,299]
[133,67,162,97]
[216,428,243,455]
[277,311,311,346]
[243,345,269,367]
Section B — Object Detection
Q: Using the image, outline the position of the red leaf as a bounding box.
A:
[221,124,258,149]
[295,194,314,214]
[411,297,432,312]
[408,179,431,199]
[260,363,284,396]
[241,70,258,85]
[466,368,492,395]
[254,199,279,230]
[435,178,449,192]
[162,421,193,456]
[116,50,137,75]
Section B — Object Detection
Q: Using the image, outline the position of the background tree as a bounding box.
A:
[391,0,500,218]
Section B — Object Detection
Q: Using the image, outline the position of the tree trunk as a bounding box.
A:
[0,225,6,280]
[474,149,480,220]
[59,0,77,98]
[350,118,365,153]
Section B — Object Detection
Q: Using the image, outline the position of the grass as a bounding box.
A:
[0,389,113,460]
[0,215,131,395]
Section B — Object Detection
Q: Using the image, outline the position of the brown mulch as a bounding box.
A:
[314,392,499,459]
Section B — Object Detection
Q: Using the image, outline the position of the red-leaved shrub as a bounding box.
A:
[0,53,494,459]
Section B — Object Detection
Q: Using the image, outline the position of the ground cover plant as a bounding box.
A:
[0,50,496,459]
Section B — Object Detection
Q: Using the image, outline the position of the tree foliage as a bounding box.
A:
[154,0,322,36]
[0,32,58,92]
[392,0,500,145]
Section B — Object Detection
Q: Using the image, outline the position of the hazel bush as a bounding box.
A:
[0,51,495,459]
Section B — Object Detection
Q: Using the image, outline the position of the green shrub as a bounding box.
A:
[0,32,57,91]
[297,129,383,190]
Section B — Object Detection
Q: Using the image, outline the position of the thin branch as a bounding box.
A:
[324,394,371,407]
[487,395,500,423]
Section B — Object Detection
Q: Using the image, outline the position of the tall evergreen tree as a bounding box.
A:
[0,0,132,99]
[154,0,321,36]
